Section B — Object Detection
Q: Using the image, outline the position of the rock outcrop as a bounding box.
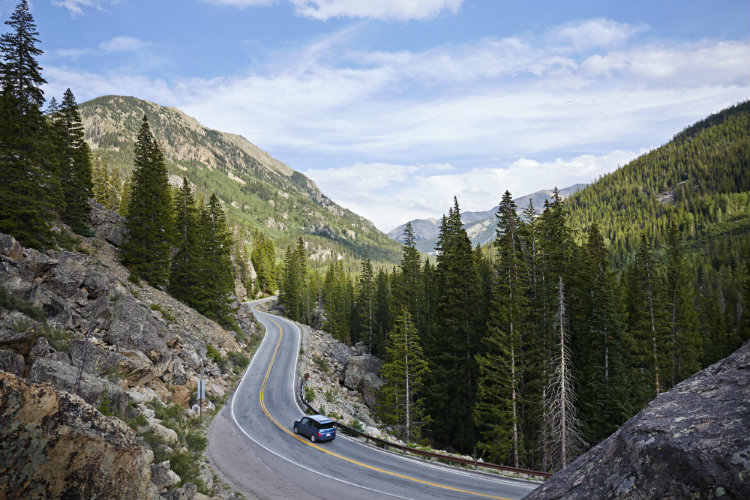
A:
[297,322,383,428]
[0,371,160,500]
[524,341,750,500]
[0,204,257,498]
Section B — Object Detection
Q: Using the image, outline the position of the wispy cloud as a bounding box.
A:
[305,151,640,231]
[550,18,646,51]
[52,0,118,16]
[289,0,464,21]
[44,17,749,229]
[98,36,151,53]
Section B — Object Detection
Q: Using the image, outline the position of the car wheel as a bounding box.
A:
[311,434,317,443]
[294,425,299,434]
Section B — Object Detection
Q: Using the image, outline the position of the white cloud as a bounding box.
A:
[43,17,749,229]
[308,151,640,231]
[551,18,645,51]
[99,36,150,53]
[290,0,464,21]
[52,0,117,16]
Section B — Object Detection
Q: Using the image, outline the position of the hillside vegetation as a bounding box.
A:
[80,95,402,268]
[279,102,750,474]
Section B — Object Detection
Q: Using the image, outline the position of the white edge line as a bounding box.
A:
[228,302,417,500]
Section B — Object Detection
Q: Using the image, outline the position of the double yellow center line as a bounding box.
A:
[258,317,513,500]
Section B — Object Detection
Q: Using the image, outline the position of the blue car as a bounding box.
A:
[293,414,336,442]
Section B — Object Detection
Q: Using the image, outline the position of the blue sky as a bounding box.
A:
[9,0,749,231]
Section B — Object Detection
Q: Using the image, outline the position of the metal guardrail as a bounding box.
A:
[298,377,552,479]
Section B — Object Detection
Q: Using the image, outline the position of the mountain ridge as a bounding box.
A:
[80,95,403,267]
[388,184,586,253]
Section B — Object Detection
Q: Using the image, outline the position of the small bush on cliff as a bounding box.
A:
[1,284,45,320]
[39,325,71,352]
[206,344,222,364]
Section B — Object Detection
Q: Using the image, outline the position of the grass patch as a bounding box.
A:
[149,303,175,323]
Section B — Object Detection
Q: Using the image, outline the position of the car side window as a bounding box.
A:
[301,417,309,425]
[312,421,320,429]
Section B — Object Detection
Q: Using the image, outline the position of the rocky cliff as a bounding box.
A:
[0,371,160,500]
[524,341,750,499]
[0,202,258,499]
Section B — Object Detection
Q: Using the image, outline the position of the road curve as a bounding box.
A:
[208,298,540,500]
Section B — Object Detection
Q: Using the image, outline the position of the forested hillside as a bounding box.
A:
[80,95,402,269]
[278,103,750,473]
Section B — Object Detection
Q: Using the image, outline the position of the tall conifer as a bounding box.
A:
[122,115,173,286]
[0,0,57,248]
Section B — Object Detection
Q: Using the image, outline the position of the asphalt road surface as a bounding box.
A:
[207,298,540,500]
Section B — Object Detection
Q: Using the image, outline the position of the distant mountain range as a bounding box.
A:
[387,184,586,253]
[80,95,402,266]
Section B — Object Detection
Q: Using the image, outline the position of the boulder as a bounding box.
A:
[361,372,384,408]
[170,384,191,408]
[0,314,39,355]
[343,355,381,393]
[525,341,750,500]
[0,371,160,500]
[88,200,126,247]
[0,348,24,376]
[149,421,179,445]
[28,335,51,365]
[29,357,127,415]
[150,460,181,491]
[0,232,23,262]
[106,295,168,361]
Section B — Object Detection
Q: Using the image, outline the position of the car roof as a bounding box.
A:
[309,414,334,424]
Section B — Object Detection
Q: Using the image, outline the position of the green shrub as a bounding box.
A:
[226,351,249,373]
[186,430,207,454]
[312,355,329,373]
[304,385,315,402]
[170,452,205,492]
[1,284,45,320]
[97,392,114,416]
[348,418,365,432]
[206,344,223,364]
[149,303,175,323]
[39,325,72,352]
[324,389,336,403]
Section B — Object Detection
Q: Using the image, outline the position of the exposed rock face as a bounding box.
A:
[88,200,126,246]
[344,355,383,407]
[0,371,160,500]
[298,323,384,429]
[524,341,750,500]
[0,214,257,498]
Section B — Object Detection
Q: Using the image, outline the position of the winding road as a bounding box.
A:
[207,298,540,500]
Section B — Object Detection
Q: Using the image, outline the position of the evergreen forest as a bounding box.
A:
[278,104,750,471]
[0,1,237,328]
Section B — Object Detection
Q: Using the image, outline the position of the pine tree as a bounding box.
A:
[625,233,667,404]
[54,88,93,235]
[0,1,45,112]
[0,0,58,248]
[475,191,529,467]
[378,308,430,443]
[169,177,200,305]
[428,197,482,452]
[665,220,702,387]
[195,194,235,327]
[122,115,173,286]
[575,222,627,444]
[357,255,375,351]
